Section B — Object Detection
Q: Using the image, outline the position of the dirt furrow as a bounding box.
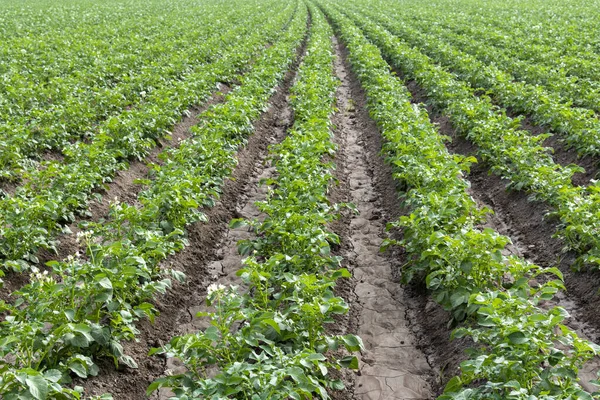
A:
[332,37,433,400]
[80,38,303,398]
[153,138,276,400]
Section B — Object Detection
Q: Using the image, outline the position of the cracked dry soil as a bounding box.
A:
[330,37,433,400]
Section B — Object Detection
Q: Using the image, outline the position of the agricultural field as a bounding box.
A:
[2,0,600,398]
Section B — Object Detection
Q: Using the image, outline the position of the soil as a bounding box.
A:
[55,84,233,262]
[0,180,16,197]
[330,37,439,399]
[79,27,306,400]
[326,72,472,399]
[0,149,65,195]
[90,86,232,219]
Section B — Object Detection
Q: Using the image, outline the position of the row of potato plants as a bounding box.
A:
[354,5,600,158]
[399,0,600,70]
[0,0,293,273]
[339,5,600,270]
[0,1,249,181]
[147,4,363,398]
[396,11,600,116]
[0,4,307,399]
[410,5,600,83]
[318,2,600,398]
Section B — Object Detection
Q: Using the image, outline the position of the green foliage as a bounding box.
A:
[0,0,292,270]
[147,4,363,398]
[317,2,600,398]
[0,1,301,397]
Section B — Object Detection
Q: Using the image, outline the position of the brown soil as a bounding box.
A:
[0,181,16,197]
[0,150,64,195]
[383,84,471,396]
[330,38,439,399]
[153,115,279,400]
[446,122,600,392]
[342,76,472,395]
[79,29,307,400]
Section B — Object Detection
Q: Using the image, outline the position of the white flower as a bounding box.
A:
[207,283,226,296]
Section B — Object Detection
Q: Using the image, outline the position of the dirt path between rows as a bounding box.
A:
[80,34,305,398]
[331,37,433,400]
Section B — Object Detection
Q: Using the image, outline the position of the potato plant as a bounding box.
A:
[148,5,362,398]
[318,2,600,398]
[0,3,305,398]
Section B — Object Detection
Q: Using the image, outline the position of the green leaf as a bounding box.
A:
[330,380,345,390]
[97,277,113,290]
[43,370,62,383]
[338,356,359,370]
[119,355,138,369]
[263,318,281,334]
[450,291,469,308]
[307,353,326,361]
[443,376,463,393]
[288,366,305,383]
[26,375,48,400]
[147,377,169,396]
[230,218,248,229]
[332,268,351,279]
[341,334,363,351]
[64,309,75,321]
[204,325,220,341]
[69,362,88,378]
[507,331,529,345]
